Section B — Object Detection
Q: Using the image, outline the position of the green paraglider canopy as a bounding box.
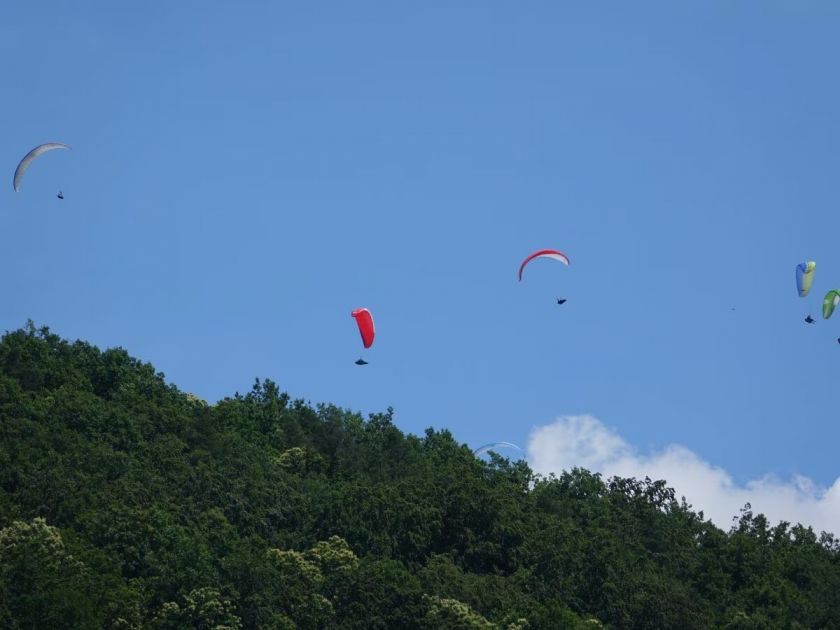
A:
[823,290,840,319]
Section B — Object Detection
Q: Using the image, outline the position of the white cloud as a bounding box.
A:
[527,415,840,535]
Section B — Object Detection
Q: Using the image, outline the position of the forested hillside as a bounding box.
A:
[0,324,838,629]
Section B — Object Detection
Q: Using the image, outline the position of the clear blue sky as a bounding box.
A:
[2,2,839,488]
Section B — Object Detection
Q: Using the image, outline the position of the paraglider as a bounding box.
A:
[473,442,523,457]
[351,308,375,365]
[823,290,840,320]
[797,261,817,323]
[796,260,817,297]
[518,249,569,281]
[13,143,71,192]
[796,261,816,297]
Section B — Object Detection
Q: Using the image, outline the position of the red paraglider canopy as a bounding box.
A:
[351,308,375,349]
[518,248,570,281]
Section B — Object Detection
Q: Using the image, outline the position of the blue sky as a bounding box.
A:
[3,3,840,503]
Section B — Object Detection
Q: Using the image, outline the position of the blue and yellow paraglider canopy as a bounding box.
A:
[796,261,816,298]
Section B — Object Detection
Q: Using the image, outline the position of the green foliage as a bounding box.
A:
[152,587,242,629]
[0,324,838,628]
[421,596,496,628]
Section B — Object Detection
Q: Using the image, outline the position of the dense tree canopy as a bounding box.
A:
[0,323,838,628]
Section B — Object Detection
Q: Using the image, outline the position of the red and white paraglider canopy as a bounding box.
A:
[518,249,569,281]
[351,308,375,349]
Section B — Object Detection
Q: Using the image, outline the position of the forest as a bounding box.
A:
[0,323,838,629]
